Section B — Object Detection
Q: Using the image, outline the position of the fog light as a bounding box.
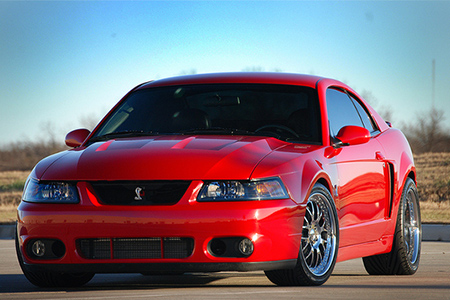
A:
[32,240,46,257]
[238,238,254,256]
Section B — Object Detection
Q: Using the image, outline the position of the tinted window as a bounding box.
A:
[326,88,364,136]
[93,84,322,144]
[349,94,377,132]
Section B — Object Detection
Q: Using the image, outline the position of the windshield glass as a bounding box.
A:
[91,84,321,144]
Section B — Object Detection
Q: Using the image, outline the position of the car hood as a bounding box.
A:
[35,135,291,181]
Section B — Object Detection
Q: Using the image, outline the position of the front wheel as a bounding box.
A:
[265,183,339,286]
[363,177,421,275]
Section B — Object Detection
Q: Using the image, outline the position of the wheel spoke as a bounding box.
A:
[305,249,314,260]
[314,249,322,268]
[306,206,313,221]
[301,191,337,277]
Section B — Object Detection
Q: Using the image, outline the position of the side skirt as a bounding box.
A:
[336,235,393,263]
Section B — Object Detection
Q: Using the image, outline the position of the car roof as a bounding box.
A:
[136,72,325,90]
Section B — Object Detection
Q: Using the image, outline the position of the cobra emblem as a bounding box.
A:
[134,187,144,200]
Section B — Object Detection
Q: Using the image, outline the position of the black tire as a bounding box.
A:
[15,226,95,288]
[363,177,421,275]
[265,183,339,286]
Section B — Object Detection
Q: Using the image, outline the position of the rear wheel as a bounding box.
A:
[363,177,421,275]
[265,183,338,286]
[15,227,95,287]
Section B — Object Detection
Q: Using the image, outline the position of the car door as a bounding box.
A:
[326,88,389,247]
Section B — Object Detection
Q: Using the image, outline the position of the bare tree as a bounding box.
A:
[402,107,450,153]
[360,90,393,122]
[0,139,66,171]
[179,69,197,75]
[241,67,283,72]
[241,66,265,72]
[79,113,101,131]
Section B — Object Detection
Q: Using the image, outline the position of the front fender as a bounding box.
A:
[250,145,335,207]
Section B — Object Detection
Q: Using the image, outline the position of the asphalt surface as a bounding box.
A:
[1,240,449,300]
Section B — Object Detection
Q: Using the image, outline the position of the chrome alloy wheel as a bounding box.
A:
[301,192,337,277]
[264,183,338,286]
[404,186,421,265]
[362,178,421,275]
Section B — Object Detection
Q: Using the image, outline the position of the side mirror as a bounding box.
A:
[65,129,91,148]
[335,125,370,147]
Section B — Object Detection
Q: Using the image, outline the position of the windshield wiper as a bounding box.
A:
[88,130,158,143]
[179,128,256,135]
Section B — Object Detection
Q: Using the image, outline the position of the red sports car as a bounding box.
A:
[16,73,421,287]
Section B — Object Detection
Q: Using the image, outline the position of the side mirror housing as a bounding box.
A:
[65,129,91,148]
[335,125,370,147]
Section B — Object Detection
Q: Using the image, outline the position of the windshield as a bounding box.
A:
[91,84,321,144]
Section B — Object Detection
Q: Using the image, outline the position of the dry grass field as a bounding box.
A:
[0,171,27,223]
[1,153,449,224]
[414,152,450,223]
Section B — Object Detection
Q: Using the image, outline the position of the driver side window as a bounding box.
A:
[326,88,364,137]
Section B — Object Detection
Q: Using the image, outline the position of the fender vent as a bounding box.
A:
[387,163,395,218]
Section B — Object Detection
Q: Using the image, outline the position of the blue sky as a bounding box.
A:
[1,1,449,146]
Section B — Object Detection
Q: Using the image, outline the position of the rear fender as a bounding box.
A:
[385,150,416,238]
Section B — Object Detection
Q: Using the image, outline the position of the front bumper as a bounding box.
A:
[21,260,297,274]
[17,181,303,274]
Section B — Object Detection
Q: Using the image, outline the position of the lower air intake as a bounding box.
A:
[77,237,194,260]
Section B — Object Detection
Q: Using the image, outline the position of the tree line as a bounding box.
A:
[0,107,449,172]
[402,108,450,153]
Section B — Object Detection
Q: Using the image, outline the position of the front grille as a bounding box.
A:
[114,238,161,259]
[77,237,194,260]
[90,181,191,205]
[78,238,111,260]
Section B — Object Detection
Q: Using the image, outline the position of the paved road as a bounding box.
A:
[1,240,449,300]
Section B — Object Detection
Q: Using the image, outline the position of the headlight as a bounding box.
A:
[197,178,288,201]
[23,178,79,204]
